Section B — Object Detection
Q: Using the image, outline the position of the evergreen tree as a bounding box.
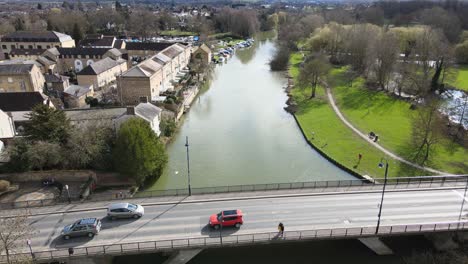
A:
[23,105,71,144]
[46,19,53,31]
[37,3,43,10]
[72,23,84,43]
[14,17,25,31]
[113,118,167,187]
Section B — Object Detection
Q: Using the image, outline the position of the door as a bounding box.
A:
[223,216,237,227]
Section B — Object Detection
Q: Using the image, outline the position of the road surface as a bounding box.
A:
[24,187,468,252]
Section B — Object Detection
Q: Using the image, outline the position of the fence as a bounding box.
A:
[2,221,468,263]
[1,175,467,210]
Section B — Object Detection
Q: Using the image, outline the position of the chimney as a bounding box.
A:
[126,106,135,115]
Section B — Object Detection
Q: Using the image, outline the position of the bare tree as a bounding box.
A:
[372,30,400,90]
[345,23,380,74]
[410,28,450,95]
[0,211,36,264]
[298,53,331,99]
[411,98,442,165]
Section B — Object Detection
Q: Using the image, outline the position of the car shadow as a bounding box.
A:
[200,224,241,237]
[100,216,140,230]
[49,235,94,249]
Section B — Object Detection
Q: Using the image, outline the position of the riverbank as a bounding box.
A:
[288,52,468,177]
[287,53,429,178]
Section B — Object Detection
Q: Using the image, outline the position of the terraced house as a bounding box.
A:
[77,57,127,90]
[119,43,191,105]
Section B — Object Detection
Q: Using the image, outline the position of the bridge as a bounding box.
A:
[2,175,468,263]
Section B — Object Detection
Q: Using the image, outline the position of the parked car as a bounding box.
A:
[61,218,101,240]
[107,203,145,220]
[209,210,243,229]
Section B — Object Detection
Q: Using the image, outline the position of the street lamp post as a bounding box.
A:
[185,136,192,196]
[218,215,223,245]
[376,158,389,235]
[26,239,34,261]
[65,184,71,203]
[458,176,468,227]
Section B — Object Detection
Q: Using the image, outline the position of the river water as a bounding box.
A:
[151,36,353,190]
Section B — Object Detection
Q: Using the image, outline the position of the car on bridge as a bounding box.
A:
[107,203,145,220]
[209,209,243,229]
[61,218,102,240]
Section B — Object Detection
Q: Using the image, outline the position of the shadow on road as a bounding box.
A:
[50,235,94,249]
[200,224,241,237]
[100,216,139,230]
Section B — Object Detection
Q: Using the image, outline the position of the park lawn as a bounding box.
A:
[330,67,468,174]
[289,53,427,178]
[448,65,468,92]
[160,30,196,36]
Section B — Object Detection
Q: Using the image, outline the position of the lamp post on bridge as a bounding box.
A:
[376,158,389,235]
[185,136,192,196]
[458,176,468,227]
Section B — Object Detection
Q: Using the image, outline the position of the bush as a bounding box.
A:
[0,180,10,192]
[160,119,177,137]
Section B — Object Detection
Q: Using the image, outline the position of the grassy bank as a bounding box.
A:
[448,65,468,92]
[330,67,468,174]
[289,53,429,178]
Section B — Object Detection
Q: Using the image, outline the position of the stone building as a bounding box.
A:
[119,58,163,105]
[63,84,94,108]
[192,44,212,65]
[125,42,174,65]
[0,63,45,93]
[0,31,75,59]
[77,57,127,90]
[118,43,191,105]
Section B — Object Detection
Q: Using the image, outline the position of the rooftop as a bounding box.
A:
[1,31,73,43]
[0,92,46,112]
[77,57,125,75]
[56,47,115,57]
[0,63,34,75]
[125,42,173,51]
[64,85,92,98]
[65,107,127,121]
[135,102,161,121]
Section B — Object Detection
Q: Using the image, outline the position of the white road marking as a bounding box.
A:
[452,190,468,202]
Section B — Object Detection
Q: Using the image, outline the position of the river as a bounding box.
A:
[151,35,353,190]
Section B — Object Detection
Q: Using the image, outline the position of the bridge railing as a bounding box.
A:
[2,221,467,263]
[1,174,467,210]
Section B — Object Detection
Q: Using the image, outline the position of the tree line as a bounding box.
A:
[0,2,277,43]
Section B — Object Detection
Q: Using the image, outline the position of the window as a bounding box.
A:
[1,45,6,49]
[46,45,50,49]
[10,45,15,49]
[19,45,24,49]
[28,45,33,49]
[37,45,42,49]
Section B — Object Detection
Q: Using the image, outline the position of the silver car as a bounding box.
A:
[61,218,101,240]
[107,203,144,220]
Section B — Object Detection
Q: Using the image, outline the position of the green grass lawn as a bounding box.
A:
[160,30,196,36]
[447,65,468,92]
[289,53,428,178]
[330,67,468,175]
